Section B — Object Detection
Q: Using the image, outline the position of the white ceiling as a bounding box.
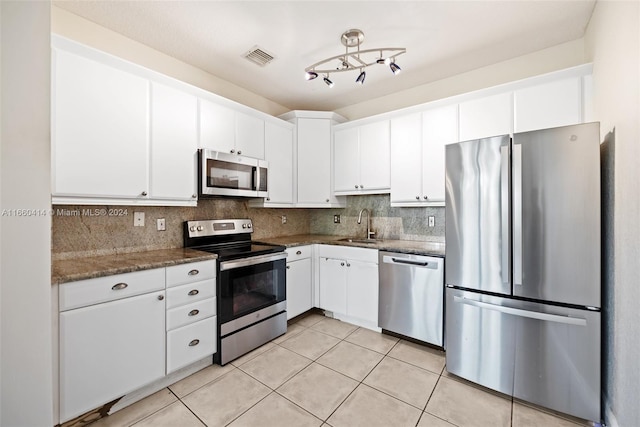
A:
[53,1,596,111]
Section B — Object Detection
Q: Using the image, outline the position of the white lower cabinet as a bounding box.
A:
[317,246,379,328]
[286,246,313,319]
[167,316,217,374]
[59,289,166,422]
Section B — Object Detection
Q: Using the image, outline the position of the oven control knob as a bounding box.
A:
[247,223,252,229]
[197,225,204,231]
[242,224,247,229]
[189,226,196,232]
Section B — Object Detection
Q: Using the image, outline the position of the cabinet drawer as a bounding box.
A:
[285,245,312,262]
[166,260,216,287]
[167,316,217,374]
[167,298,216,331]
[317,244,378,263]
[166,279,216,309]
[59,268,165,311]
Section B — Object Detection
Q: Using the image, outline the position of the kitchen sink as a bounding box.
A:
[338,238,381,244]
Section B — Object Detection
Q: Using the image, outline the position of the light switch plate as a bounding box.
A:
[334,215,341,224]
[134,212,145,227]
[428,216,435,227]
[281,215,287,224]
[157,218,166,231]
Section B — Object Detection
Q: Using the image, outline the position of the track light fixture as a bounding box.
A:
[304,29,405,88]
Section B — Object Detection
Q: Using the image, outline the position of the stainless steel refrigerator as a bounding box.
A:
[444,122,601,422]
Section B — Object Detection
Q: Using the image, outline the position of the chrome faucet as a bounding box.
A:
[357,208,375,240]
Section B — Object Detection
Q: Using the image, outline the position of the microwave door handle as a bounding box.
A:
[252,166,258,192]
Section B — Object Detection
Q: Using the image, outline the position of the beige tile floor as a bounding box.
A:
[92,312,593,427]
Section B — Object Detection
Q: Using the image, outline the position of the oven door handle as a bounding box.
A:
[219,252,288,271]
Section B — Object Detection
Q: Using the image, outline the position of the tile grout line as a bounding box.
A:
[170,387,209,427]
[122,389,182,427]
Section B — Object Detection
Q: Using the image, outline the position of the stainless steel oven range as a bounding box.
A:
[184,219,287,365]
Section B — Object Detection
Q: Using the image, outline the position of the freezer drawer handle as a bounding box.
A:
[390,258,429,267]
[112,283,128,291]
[453,296,587,326]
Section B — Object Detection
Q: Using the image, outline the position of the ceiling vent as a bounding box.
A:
[243,46,275,67]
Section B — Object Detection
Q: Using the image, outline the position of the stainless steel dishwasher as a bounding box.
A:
[378,251,444,347]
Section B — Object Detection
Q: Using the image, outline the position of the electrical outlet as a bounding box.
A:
[157,218,166,231]
[428,216,435,227]
[281,215,287,224]
[334,214,341,224]
[134,212,145,227]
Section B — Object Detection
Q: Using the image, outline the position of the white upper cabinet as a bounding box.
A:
[514,77,582,133]
[334,121,391,195]
[53,49,150,200]
[236,112,265,159]
[263,121,294,205]
[199,99,265,159]
[390,113,424,205]
[198,99,235,154]
[459,92,513,141]
[150,82,198,201]
[421,104,458,203]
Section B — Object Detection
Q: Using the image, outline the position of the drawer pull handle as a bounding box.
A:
[296,250,302,255]
[188,309,200,316]
[188,289,199,296]
[286,265,291,270]
[188,269,199,276]
[112,283,128,290]
[189,339,200,347]
[157,295,164,301]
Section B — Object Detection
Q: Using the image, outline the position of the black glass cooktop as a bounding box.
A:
[194,242,285,261]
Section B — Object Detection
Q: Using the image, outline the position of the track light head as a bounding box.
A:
[389,61,402,75]
[356,70,366,85]
[323,75,334,88]
[305,71,319,80]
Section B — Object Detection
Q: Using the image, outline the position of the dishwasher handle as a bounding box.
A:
[382,255,439,269]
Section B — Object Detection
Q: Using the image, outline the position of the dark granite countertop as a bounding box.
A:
[52,248,217,285]
[257,234,446,257]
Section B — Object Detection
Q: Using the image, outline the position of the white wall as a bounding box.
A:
[0,2,53,426]
[335,39,586,120]
[584,2,640,427]
[51,6,290,117]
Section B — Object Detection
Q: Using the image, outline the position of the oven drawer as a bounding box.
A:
[59,269,165,311]
[166,260,216,288]
[167,316,217,374]
[166,279,215,309]
[167,297,216,331]
[285,245,312,262]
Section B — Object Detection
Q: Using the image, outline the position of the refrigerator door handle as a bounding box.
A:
[500,144,510,286]
[453,296,587,326]
[513,144,523,286]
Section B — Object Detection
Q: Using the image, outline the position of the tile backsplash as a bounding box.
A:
[52,194,445,259]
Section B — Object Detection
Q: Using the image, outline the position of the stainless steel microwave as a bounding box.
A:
[198,149,268,198]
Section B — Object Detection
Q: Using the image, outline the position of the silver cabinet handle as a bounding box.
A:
[192,194,197,198]
[112,283,128,290]
[141,191,148,196]
[188,289,199,296]
[296,250,302,255]
[326,199,330,202]
[360,185,363,189]
[157,294,164,301]
[415,196,420,200]
[346,263,351,267]
[237,150,242,155]
[188,339,200,347]
[267,197,271,201]
[188,269,199,276]
[340,262,345,266]
[286,265,291,270]
[188,309,200,316]
[423,195,428,200]
[230,149,235,154]
[355,185,359,189]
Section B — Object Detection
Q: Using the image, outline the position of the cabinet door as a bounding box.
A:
[390,113,423,204]
[236,112,265,159]
[359,120,391,191]
[199,99,235,153]
[422,105,458,203]
[346,260,379,324]
[333,127,360,192]
[286,258,312,319]
[459,92,512,141]
[264,122,294,204]
[150,83,197,200]
[53,50,149,198]
[318,257,347,313]
[514,77,582,133]
[59,291,165,422]
[297,118,333,204]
